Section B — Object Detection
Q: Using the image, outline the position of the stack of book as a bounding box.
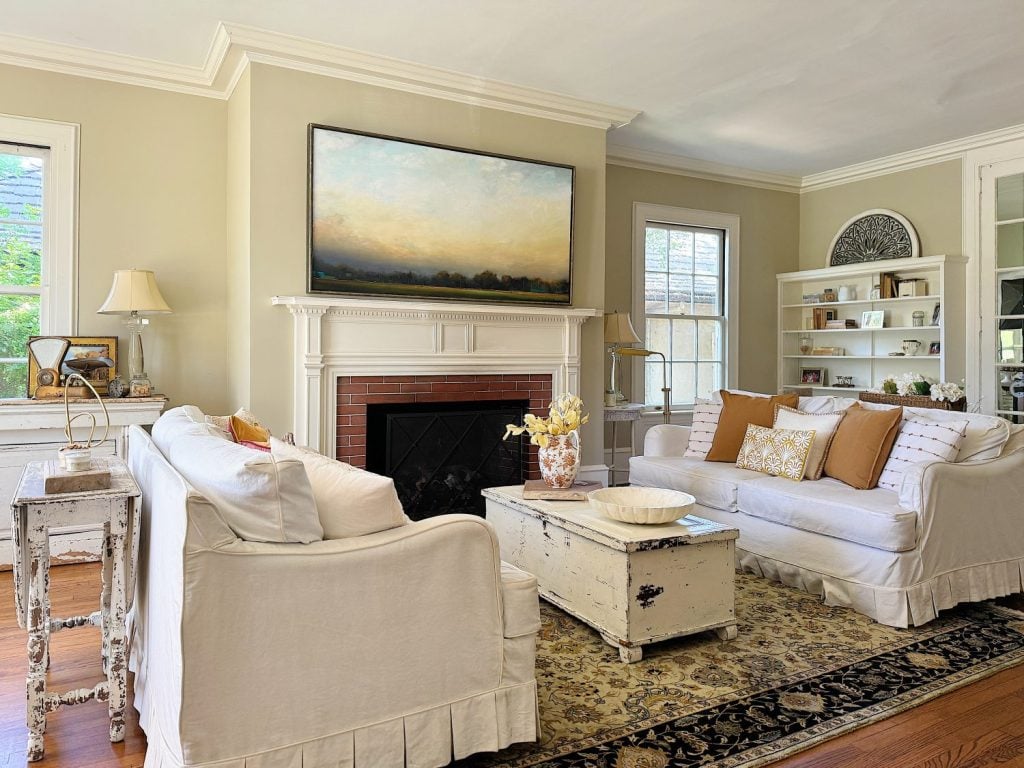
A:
[825,319,859,329]
[880,272,898,299]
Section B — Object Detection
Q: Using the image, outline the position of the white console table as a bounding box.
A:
[0,396,166,568]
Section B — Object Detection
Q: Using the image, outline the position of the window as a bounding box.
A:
[0,117,77,399]
[632,203,738,409]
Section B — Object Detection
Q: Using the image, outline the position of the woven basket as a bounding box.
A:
[859,391,967,412]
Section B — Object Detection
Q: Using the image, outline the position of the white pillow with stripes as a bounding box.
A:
[684,398,723,458]
[877,414,969,492]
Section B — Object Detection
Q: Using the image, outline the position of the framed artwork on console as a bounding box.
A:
[307,124,575,305]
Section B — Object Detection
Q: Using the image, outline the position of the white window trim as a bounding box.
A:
[0,113,78,335]
[631,202,739,410]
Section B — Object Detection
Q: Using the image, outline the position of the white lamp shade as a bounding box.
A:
[604,311,641,344]
[97,269,172,314]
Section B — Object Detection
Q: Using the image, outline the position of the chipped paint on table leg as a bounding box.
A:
[25,530,49,761]
[106,507,128,743]
[100,520,112,676]
[601,632,644,664]
[715,623,738,641]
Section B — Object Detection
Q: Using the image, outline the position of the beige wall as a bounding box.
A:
[605,164,801,400]
[226,68,252,410]
[240,64,609,463]
[0,63,228,413]
[799,160,963,268]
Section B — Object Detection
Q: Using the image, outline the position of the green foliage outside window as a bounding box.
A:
[0,153,43,398]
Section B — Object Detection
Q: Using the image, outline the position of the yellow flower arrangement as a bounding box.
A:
[503,393,590,448]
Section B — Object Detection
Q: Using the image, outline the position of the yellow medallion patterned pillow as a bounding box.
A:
[735,424,816,482]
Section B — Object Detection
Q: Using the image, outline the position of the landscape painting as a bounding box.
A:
[308,125,574,304]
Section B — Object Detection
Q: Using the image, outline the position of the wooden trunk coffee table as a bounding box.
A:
[483,485,738,662]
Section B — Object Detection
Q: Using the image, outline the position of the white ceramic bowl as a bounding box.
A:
[588,487,696,525]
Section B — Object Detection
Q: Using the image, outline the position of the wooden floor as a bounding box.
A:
[1,565,1022,768]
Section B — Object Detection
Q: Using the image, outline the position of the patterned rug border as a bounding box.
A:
[506,603,1024,767]
[733,628,1024,768]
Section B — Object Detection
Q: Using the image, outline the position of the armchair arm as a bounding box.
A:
[176,514,511,765]
[644,424,692,457]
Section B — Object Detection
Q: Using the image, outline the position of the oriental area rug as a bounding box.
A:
[458,573,1024,768]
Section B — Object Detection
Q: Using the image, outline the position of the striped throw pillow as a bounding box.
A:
[877,414,969,492]
[684,399,723,458]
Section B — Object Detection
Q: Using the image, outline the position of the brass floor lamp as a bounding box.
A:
[617,347,672,424]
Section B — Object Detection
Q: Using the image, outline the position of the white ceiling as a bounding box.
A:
[4,0,1024,176]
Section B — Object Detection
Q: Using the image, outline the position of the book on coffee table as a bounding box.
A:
[522,479,601,501]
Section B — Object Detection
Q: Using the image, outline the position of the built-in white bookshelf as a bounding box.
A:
[776,255,967,394]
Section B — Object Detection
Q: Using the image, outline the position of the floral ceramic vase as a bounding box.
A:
[539,431,580,489]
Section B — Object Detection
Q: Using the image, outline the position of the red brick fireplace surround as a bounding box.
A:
[337,373,553,478]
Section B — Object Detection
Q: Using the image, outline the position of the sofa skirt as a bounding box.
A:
[141,680,539,768]
[739,549,1024,628]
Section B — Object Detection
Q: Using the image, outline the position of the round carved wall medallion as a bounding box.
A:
[827,209,920,266]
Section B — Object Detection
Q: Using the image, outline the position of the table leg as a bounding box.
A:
[715,623,738,641]
[25,534,50,761]
[611,421,619,486]
[100,521,112,676]
[106,514,128,743]
[600,631,643,663]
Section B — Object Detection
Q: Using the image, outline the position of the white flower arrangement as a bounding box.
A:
[874,373,964,402]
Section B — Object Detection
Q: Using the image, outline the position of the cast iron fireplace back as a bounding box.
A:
[365,399,528,520]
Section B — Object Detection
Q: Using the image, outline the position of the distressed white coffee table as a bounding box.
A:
[10,456,141,761]
[483,485,738,662]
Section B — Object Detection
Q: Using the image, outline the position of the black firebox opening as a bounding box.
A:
[365,399,529,520]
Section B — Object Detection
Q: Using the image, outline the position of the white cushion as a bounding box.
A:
[270,438,408,539]
[151,405,228,455]
[166,430,323,544]
[877,414,968,492]
[773,405,845,479]
[628,455,761,512]
[737,475,917,552]
[797,395,858,413]
[684,399,722,459]
[858,402,1009,462]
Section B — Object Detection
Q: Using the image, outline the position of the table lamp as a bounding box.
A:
[604,311,641,406]
[616,347,671,424]
[97,269,172,397]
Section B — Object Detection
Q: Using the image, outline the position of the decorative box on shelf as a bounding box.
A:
[858,392,967,412]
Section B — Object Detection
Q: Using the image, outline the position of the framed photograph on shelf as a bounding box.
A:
[27,335,117,397]
[861,310,885,329]
[800,367,827,385]
[931,302,941,326]
[929,341,941,355]
[307,124,575,305]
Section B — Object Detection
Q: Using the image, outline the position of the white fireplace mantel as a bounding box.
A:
[272,296,600,454]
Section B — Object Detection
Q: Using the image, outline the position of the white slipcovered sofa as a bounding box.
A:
[126,418,540,768]
[629,396,1024,628]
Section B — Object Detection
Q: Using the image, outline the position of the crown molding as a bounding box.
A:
[606,144,802,193]
[799,122,1024,193]
[0,23,640,129]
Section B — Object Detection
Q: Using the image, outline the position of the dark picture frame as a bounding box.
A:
[307,124,575,305]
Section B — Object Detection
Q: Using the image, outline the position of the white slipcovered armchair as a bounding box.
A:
[127,424,540,768]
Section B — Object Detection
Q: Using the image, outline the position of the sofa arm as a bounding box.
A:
[500,562,540,638]
[174,514,513,765]
[644,424,692,457]
[913,450,1024,572]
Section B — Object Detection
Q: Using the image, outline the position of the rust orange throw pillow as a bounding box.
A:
[229,415,271,452]
[705,391,800,463]
[824,403,903,489]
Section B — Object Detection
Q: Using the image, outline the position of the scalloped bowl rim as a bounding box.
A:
[587,487,696,524]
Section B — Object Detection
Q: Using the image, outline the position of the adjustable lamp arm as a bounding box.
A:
[616,348,671,424]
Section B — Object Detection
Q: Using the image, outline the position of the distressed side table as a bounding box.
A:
[10,456,141,761]
[484,485,738,663]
